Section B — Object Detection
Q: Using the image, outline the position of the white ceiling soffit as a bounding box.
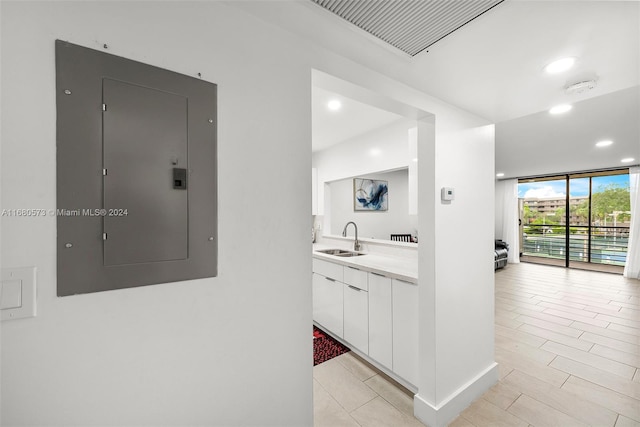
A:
[309,0,505,56]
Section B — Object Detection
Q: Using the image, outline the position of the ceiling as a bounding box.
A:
[312,87,407,152]
[237,1,640,177]
[496,86,639,179]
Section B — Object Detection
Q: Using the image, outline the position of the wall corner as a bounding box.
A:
[414,362,499,427]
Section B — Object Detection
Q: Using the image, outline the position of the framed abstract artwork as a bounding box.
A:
[354,178,388,211]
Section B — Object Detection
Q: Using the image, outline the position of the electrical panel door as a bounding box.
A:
[56,40,217,296]
[103,79,188,266]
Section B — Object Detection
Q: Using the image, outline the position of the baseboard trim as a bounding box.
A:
[414,362,498,427]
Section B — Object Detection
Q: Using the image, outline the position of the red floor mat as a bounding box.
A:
[313,326,350,366]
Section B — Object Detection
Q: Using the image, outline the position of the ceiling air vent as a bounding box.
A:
[310,0,505,56]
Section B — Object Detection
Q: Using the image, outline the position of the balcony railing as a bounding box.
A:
[522,225,629,267]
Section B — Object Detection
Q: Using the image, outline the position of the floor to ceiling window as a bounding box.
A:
[519,169,631,273]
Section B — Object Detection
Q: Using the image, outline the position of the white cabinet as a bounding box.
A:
[344,266,368,290]
[368,272,393,369]
[392,278,418,385]
[312,258,345,338]
[342,265,369,354]
[313,258,343,282]
[312,273,343,338]
[344,283,368,354]
[312,256,418,387]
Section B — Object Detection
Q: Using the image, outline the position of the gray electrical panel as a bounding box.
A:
[56,40,217,296]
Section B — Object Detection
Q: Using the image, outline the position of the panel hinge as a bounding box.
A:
[102,103,107,111]
[102,168,107,176]
[102,233,108,241]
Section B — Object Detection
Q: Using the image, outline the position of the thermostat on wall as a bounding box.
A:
[441,187,455,201]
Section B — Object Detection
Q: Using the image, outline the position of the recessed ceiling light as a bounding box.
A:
[496,173,505,177]
[370,148,382,156]
[544,57,576,74]
[549,104,572,115]
[412,158,418,162]
[595,140,613,148]
[621,158,635,163]
[327,100,342,111]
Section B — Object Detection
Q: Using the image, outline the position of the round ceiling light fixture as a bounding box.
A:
[595,140,613,148]
[565,80,597,95]
[549,104,572,115]
[621,158,635,163]
[327,99,342,111]
[544,57,576,74]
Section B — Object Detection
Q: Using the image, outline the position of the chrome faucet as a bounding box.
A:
[342,221,361,252]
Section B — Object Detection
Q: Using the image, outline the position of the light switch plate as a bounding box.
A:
[1,267,36,321]
[0,279,22,309]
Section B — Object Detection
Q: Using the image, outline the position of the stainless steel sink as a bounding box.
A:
[317,249,366,257]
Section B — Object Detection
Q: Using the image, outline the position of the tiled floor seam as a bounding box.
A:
[558,373,571,388]
[503,396,536,426]
[370,391,409,419]
[502,392,520,412]
[347,394,378,416]
[506,393,573,427]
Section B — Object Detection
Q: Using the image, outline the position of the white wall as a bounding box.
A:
[416,125,498,427]
[1,2,496,426]
[1,2,318,425]
[434,126,497,399]
[313,119,415,215]
[329,169,418,240]
[495,180,508,240]
[0,20,3,412]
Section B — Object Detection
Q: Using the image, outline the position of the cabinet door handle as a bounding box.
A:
[325,277,336,282]
[395,279,415,285]
[347,285,362,292]
[347,266,359,271]
[371,272,385,277]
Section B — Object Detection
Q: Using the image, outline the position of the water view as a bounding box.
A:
[518,172,630,267]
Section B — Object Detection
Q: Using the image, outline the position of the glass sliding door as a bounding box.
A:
[518,169,631,273]
[519,176,567,265]
[568,177,590,264]
[590,174,631,267]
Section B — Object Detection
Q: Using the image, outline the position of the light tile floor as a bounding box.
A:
[313,352,425,427]
[314,262,640,427]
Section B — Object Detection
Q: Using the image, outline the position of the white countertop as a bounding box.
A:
[313,243,418,284]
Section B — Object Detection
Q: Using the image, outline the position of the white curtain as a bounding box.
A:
[624,167,640,279]
[502,179,520,264]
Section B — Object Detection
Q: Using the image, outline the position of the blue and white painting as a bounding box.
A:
[354,178,388,211]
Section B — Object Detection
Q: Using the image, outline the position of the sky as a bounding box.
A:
[518,174,629,199]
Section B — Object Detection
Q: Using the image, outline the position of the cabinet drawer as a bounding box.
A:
[344,283,369,354]
[313,258,343,282]
[344,265,368,291]
[312,273,344,338]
